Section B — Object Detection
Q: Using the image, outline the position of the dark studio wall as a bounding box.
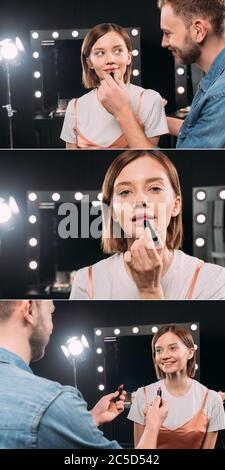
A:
[31,300,225,445]
[0,0,175,148]
[0,149,225,298]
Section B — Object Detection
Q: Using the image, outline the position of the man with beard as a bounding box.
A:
[99,1,225,149]
[0,300,168,449]
[158,0,225,148]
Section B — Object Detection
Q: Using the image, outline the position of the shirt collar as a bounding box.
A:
[199,47,225,93]
[0,347,33,374]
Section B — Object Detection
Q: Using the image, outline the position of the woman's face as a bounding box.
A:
[112,156,181,243]
[154,331,194,376]
[87,31,131,82]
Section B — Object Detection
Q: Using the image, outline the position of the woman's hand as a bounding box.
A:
[98,73,131,118]
[124,227,165,299]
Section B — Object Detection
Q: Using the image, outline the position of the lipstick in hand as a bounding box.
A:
[144,218,159,246]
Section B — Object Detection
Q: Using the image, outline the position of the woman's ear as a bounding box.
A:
[171,196,181,218]
[86,57,94,69]
[127,51,132,66]
[187,348,194,360]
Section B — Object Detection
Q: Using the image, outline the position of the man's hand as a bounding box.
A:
[124,227,164,299]
[90,389,126,426]
[98,73,131,118]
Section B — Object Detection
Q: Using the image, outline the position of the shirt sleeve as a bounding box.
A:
[176,93,225,148]
[60,99,77,144]
[140,90,169,138]
[206,391,225,433]
[37,389,121,449]
[127,388,145,425]
[193,266,225,300]
[69,268,89,300]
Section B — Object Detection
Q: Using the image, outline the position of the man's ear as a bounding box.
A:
[171,196,181,218]
[192,19,209,43]
[21,300,35,326]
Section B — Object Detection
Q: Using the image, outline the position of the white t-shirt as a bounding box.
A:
[69,250,225,300]
[127,379,225,432]
[60,83,168,146]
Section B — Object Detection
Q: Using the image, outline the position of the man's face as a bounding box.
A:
[29,301,55,362]
[160,3,201,65]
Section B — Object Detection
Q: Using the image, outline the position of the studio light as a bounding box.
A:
[0,196,20,226]
[196,190,206,201]
[28,215,37,224]
[132,69,139,77]
[191,324,198,331]
[196,213,206,224]
[132,327,139,334]
[74,192,83,201]
[98,384,105,391]
[0,37,25,148]
[114,328,120,336]
[61,335,90,388]
[95,329,102,336]
[219,189,225,200]
[151,326,158,333]
[195,237,205,248]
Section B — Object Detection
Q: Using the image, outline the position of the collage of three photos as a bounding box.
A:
[0,0,225,459]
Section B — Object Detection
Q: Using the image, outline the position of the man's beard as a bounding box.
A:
[171,35,201,65]
[29,320,48,362]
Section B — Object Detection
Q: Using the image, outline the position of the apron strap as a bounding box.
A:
[185,261,204,300]
[87,265,94,300]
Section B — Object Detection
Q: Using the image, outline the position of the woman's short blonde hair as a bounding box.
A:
[151,324,196,379]
[101,150,183,254]
[81,23,132,89]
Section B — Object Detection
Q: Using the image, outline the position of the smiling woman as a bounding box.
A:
[128,324,225,449]
[60,23,168,149]
[70,149,225,300]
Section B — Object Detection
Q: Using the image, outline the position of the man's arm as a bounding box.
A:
[37,389,121,449]
[176,94,225,148]
[167,116,183,136]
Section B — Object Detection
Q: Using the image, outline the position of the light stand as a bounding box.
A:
[61,335,90,389]
[0,37,25,148]
[2,62,16,148]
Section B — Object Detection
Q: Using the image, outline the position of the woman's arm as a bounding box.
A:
[201,431,218,449]
[134,422,145,447]
[66,142,78,149]
[148,136,160,147]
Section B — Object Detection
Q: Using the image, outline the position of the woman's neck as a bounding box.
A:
[164,374,193,397]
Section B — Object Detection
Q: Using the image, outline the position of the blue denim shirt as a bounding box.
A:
[0,348,121,449]
[176,47,225,148]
